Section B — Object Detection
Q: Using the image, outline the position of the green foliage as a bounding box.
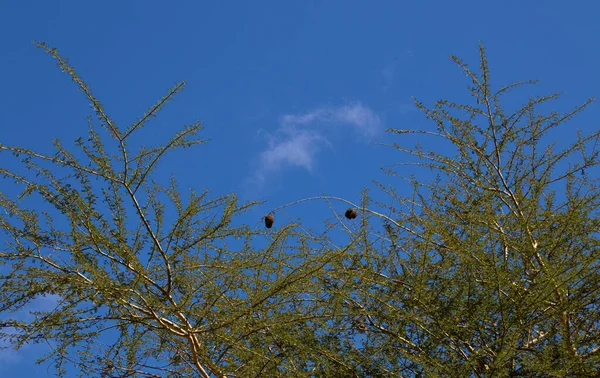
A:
[0,43,356,377]
[340,45,600,376]
[1,43,599,377]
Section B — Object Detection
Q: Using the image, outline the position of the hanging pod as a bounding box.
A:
[345,208,358,219]
[264,213,275,228]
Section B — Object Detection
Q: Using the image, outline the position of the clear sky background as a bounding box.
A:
[1,1,599,375]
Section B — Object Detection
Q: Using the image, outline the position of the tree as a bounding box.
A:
[0,43,357,377]
[1,43,599,377]
[306,45,600,376]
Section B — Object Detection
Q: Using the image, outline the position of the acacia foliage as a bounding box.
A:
[0,43,357,377]
[1,43,599,377]
[321,46,600,376]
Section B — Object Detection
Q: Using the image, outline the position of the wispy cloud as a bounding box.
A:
[251,102,380,187]
[279,103,381,137]
[260,128,329,173]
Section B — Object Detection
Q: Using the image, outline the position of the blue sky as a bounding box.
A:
[1,1,599,375]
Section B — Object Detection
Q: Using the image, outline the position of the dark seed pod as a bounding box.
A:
[265,213,274,228]
[345,208,358,219]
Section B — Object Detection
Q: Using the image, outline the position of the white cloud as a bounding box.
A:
[279,102,381,137]
[251,102,380,187]
[260,129,328,172]
[331,103,381,137]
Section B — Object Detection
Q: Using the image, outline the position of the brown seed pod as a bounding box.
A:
[345,208,358,219]
[264,213,274,228]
